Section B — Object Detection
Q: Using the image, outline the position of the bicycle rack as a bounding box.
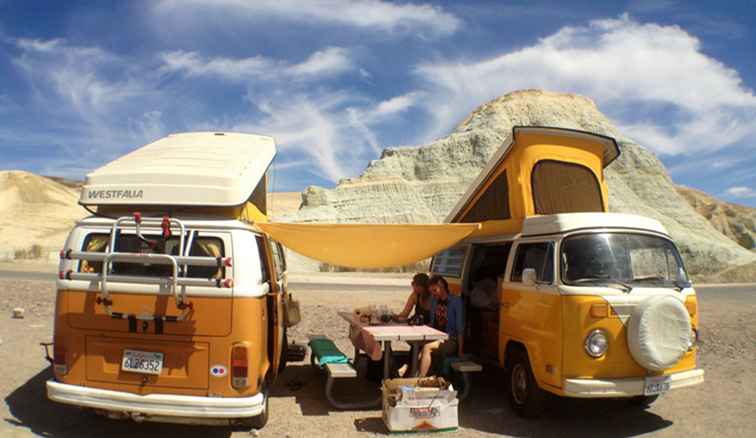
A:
[59,213,233,324]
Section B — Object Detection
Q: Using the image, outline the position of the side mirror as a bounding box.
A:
[522,268,537,286]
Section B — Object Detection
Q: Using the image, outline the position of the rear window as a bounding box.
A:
[431,247,466,278]
[79,233,226,279]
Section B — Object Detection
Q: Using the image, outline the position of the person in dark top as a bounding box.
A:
[398,273,432,324]
[419,275,465,377]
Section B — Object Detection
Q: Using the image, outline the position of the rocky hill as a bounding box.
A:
[285,90,756,279]
[0,171,88,260]
[676,186,755,251]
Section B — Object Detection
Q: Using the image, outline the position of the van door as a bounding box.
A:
[269,240,287,376]
[466,243,511,362]
[500,240,563,389]
[257,236,285,379]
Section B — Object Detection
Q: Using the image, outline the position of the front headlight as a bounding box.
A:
[584,329,609,358]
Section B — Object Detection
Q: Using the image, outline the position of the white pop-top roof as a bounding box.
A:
[521,213,669,237]
[80,132,276,207]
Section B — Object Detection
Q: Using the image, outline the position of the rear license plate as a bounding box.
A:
[121,349,163,375]
[644,375,671,395]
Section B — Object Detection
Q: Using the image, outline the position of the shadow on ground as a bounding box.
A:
[271,365,673,436]
[4,367,234,438]
[270,363,382,416]
[5,366,673,437]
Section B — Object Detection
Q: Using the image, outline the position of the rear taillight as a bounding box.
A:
[53,336,67,375]
[231,345,249,389]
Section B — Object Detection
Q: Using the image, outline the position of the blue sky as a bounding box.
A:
[1,0,755,206]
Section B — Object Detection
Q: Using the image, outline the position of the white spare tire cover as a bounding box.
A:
[627,295,691,372]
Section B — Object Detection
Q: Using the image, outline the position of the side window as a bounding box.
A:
[431,247,466,278]
[461,170,510,222]
[255,235,270,284]
[511,242,555,283]
[269,240,286,275]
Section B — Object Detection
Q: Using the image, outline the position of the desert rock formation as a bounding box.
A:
[0,171,87,259]
[285,90,756,277]
[676,186,755,251]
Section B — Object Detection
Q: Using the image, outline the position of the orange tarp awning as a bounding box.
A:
[257,223,481,269]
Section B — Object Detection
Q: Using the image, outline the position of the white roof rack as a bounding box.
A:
[521,213,669,237]
[80,132,276,207]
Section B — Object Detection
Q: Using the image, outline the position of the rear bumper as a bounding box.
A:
[563,368,704,398]
[47,380,264,420]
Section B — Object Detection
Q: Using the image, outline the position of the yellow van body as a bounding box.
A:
[432,127,703,416]
[46,132,295,428]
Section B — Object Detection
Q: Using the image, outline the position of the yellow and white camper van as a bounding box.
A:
[430,127,703,416]
[46,132,297,428]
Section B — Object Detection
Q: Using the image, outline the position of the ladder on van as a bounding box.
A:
[59,213,233,324]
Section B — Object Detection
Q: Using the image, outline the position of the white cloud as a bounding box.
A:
[725,186,756,198]
[371,92,422,120]
[286,47,353,78]
[153,0,459,37]
[232,93,358,181]
[159,51,276,81]
[13,38,144,113]
[414,14,756,155]
[159,47,352,82]
[10,38,173,168]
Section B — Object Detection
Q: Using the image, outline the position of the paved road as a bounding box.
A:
[0,269,408,292]
[1,269,753,297]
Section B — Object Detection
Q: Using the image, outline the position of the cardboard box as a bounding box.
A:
[382,377,459,433]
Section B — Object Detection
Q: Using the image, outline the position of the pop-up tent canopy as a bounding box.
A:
[257,222,480,269]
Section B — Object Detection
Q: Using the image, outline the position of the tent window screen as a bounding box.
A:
[431,248,466,278]
[531,161,603,214]
[461,171,510,222]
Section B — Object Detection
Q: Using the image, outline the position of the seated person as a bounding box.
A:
[419,275,464,377]
[397,273,432,324]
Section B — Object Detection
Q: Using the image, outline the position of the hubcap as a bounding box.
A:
[511,363,528,405]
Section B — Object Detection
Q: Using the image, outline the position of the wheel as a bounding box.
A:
[242,386,269,430]
[629,395,659,408]
[507,348,547,418]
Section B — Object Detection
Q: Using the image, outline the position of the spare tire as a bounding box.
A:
[627,295,691,372]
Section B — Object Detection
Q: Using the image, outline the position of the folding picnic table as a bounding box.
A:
[337,311,448,380]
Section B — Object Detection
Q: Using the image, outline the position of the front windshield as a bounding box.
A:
[560,233,690,288]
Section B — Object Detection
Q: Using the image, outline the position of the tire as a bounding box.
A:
[243,386,269,430]
[629,395,659,408]
[627,295,691,372]
[507,348,547,418]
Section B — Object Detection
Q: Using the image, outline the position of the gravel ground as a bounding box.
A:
[0,278,754,438]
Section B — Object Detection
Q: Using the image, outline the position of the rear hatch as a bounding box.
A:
[61,223,233,390]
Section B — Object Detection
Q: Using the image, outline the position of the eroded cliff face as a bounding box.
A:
[286,90,756,277]
[676,186,756,251]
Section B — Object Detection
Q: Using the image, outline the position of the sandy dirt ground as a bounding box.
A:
[0,277,754,438]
